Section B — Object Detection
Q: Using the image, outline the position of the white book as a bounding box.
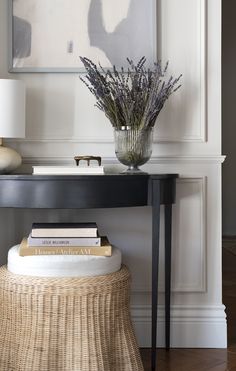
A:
[31,222,98,238]
[32,166,104,175]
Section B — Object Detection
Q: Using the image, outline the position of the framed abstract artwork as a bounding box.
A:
[8,0,157,73]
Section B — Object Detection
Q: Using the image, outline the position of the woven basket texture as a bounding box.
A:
[0,264,143,371]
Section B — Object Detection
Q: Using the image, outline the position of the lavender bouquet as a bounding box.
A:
[80,57,182,171]
[80,56,182,131]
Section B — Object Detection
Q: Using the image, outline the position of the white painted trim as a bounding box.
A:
[7,137,114,144]
[147,156,226,164]
[21,155,226,165]
[8,135,206,144]
[6,135,206,143]
[173,177,206,292]
[131,177,207,293]
[132,304,226,321]
[7,132,207,146]
[157,0,207,143]
[132,304,227,348]
[153,135,206,143]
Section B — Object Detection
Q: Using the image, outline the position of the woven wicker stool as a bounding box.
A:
[0,265,143,371]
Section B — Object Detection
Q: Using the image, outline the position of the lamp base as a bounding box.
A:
[0,145,22,174]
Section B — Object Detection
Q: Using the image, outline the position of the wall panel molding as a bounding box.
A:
[20,155,225,165]
[171,177,207,292]
[131,303,227,347]
[131,177,207,293]
[152,0,207,143]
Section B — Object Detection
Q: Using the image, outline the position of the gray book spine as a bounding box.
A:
[28,236,101,247]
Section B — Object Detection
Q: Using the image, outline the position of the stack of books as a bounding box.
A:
[19,222,112,257]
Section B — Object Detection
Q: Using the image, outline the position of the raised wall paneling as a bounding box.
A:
[155,0,206,143]
[159,177,206,292]
[170,177,206,292]
[131,177,206,294]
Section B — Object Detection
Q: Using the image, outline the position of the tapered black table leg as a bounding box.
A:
[151,181,161,371]
[165,204,172,349]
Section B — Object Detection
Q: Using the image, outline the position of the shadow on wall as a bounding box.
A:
[87,0,153,67]
[13,16,31,59]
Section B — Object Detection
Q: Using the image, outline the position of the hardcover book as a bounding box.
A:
[28,235,101,247]
[31,222,98,238]
[19,237,112,257]
[32,166,104,175]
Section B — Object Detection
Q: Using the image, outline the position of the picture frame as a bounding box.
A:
[8,0,157,73]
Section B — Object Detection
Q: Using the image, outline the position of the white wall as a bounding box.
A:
[0,0,226,347]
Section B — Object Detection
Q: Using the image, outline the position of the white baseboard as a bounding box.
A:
[131,304,227,348]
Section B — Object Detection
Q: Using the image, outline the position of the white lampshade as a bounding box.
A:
[0,79,25,173]
[0,79,25,138]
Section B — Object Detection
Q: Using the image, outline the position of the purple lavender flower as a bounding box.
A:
[80,57,182,130]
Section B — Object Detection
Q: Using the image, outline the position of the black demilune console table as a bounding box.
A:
[0,173,178,370]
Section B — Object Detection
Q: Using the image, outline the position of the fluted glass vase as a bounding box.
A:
[114,126,153,173]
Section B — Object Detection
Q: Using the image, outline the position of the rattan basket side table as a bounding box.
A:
[0,264,143,371]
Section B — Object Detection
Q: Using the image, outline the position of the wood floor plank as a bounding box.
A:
[140,349,228,371]
[140,245,236,370]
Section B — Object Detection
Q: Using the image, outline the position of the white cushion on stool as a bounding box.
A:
[7,244,122,277]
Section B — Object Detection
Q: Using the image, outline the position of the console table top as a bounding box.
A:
[0,173,178,179]
[0,173,178,209]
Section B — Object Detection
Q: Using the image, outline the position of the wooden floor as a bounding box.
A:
[140,244,236,370]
